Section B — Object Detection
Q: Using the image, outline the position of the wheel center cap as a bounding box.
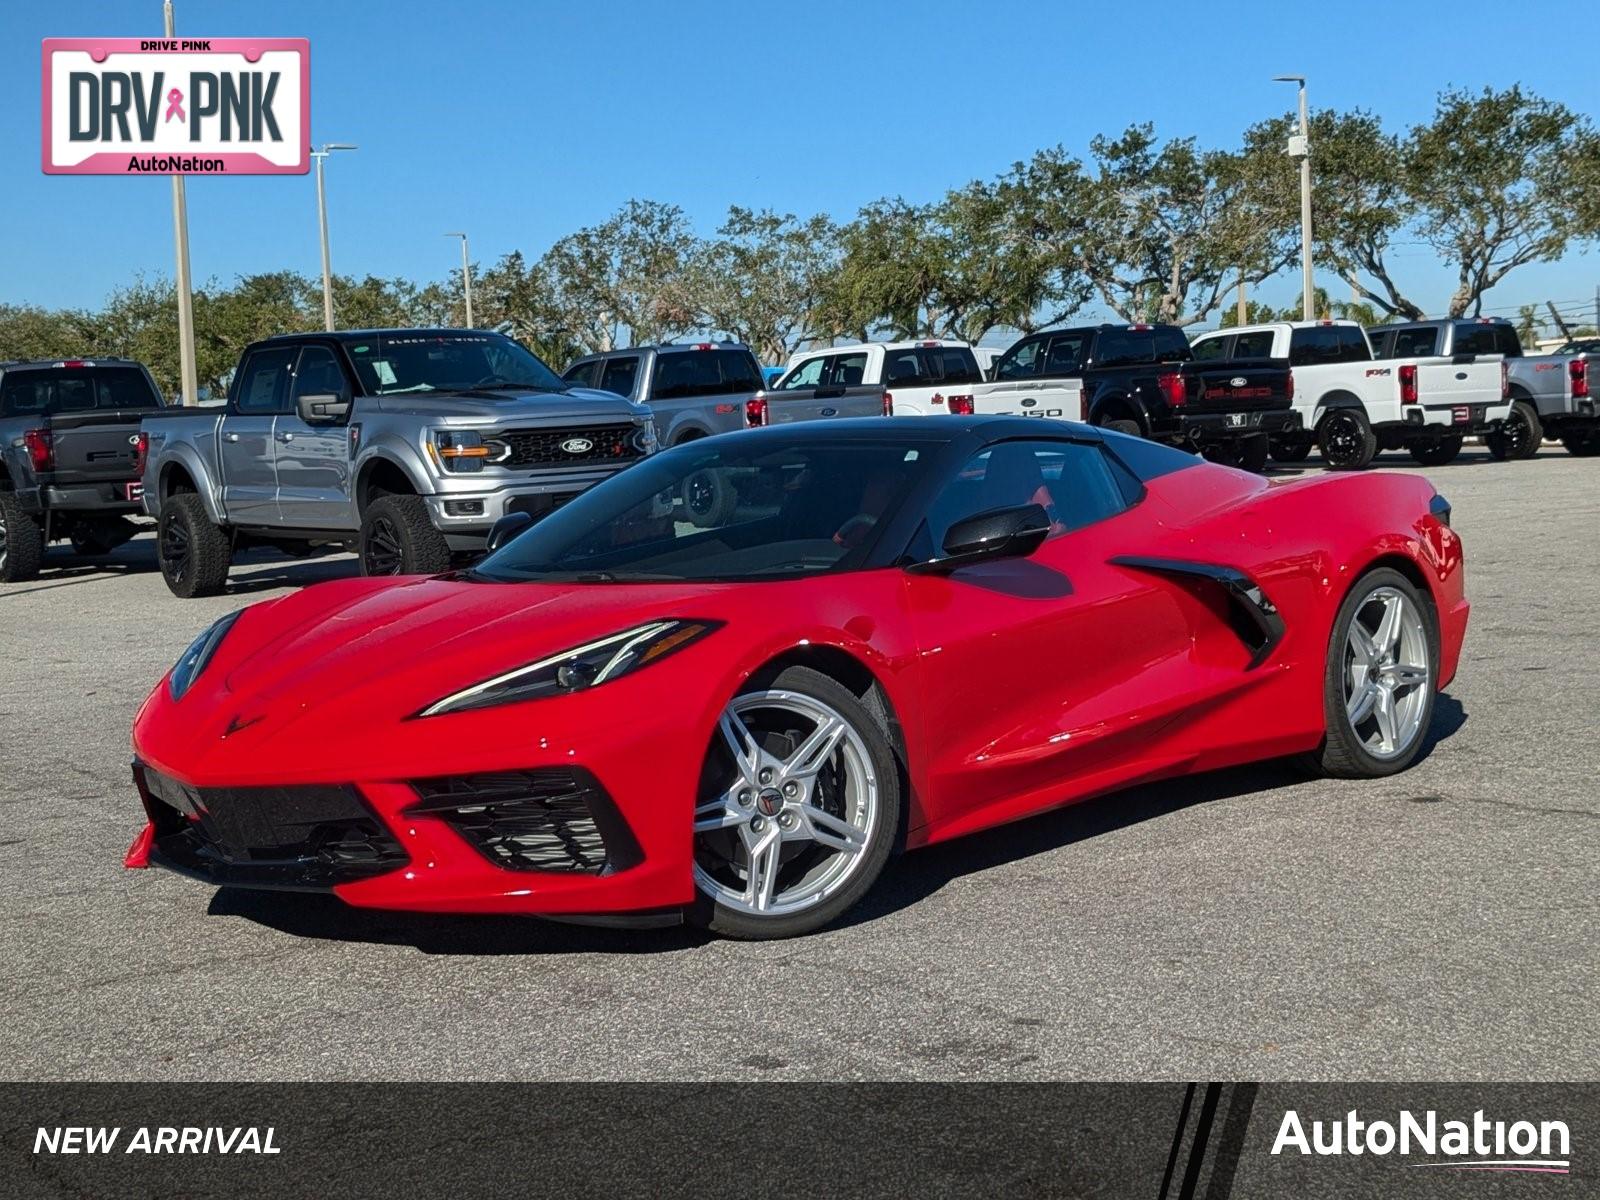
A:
[756,788,784,817]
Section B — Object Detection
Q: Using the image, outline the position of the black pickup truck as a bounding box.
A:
[988,324,1298,471]
[0,358,167,581]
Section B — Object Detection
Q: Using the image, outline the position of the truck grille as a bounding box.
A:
[406,768,643,874]
[497,424,642,469]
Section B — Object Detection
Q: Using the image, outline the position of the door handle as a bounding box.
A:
[223,432,240,443]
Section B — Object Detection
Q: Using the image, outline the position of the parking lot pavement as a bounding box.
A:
[1,447,1595,1083]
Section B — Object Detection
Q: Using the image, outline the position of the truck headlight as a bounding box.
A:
[169,611,241,701]
[634,424,658,454]
[432,430,490,473]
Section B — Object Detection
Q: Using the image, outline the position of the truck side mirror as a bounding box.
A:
[296,392,350,424]
[484,510,535,554]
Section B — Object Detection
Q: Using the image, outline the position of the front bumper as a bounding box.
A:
[424,466,635,549]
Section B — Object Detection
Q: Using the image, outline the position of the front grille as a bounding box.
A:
[406,768,642,874]
[497,424,642,470]
[136,764,407,890]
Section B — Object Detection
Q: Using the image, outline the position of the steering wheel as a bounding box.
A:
[471,374,514,388]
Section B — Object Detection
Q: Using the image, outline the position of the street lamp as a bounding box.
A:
[444,233,474,328]
[311,142,358,331]
[1273,74,1314,321]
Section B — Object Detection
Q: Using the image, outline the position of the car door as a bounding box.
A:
[765,352,833,424]
[900,437,1196,833]
[274,342,357,530]
[221,346,295,524]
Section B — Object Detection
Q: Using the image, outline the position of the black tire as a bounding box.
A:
[1317,408,1378,470]
[689,665,901,940]
[157,493,231,598]
[359,494,451,577]
[1407,435,1463,467]
[69,515,138,557]
[1306,567,1438,779]
[681,468,736,528]
[1269,437,1313,463]
[1100,417,1142,439]
[1235,434,1270,473]
[0,493,44,583]
[1485,399,1542,461]
[1560,430,1600,457]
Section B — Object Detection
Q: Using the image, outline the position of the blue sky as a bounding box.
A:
[5,0,1597,334]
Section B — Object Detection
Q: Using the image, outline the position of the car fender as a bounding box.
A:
[665,414,717,446]
[1088,388,1152,431]
[354,437,434,506]
[154,441,226,525]
[1312,389,1366,429]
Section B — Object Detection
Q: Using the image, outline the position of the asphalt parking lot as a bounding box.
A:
[1,446,1594,1083]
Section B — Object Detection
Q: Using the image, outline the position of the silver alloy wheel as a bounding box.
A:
[1343,585,1431,760]
[692,689,879,917]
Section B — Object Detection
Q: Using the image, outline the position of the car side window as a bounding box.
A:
[918,439,1130,559]
[1391,328,1439,359]
[1152,327,1189,363]
[1232,331,1275,358]
[928,347,983,385]
[1288,327,1340,366]
[234,346,298,415]
[291,346,350,403]
[828,353,869,387]
[1494,325,1522,356]
[563,361,599,388]
[994,339,1043,380]
[599,356,640,398]
[1043,334,1089,374]
[1337,325,1371,361]
[780,357,827,390]
[1191,335,1231,362]
[1095,329,1154,368]
[883,349,928,385]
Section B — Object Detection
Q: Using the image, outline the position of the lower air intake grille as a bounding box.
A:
[406,768,643,875]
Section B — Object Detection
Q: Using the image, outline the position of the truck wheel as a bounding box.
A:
[1269,437,1313,463]
[0,493,44,583]
[682,469,736,528]
[360,494,451,576]
[1560,431,1600,457]
[1407,436,1463,467]
[1485,400,1542,461]
[158,494,231,598]
[70,515,139,557]
[1100,418,1143,439]
[1318,409,1378,470]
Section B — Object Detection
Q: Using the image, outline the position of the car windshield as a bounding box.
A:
[0,365,161,416]
[344,332,568,395]
[472,437,933,584]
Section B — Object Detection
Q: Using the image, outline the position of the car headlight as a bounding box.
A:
[415,619,721,718]
[168,611,242,701]
[431,430,499,473]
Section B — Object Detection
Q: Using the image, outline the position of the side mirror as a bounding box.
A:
[297,391,350,424]
[484,510,534,554]
[905,503,1050,575]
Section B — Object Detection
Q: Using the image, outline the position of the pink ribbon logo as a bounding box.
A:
[164,88,185,123]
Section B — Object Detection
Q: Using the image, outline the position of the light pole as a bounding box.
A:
[164,1,197,405]
[1274,74,1314,321]
[311,143,358,331]
[445,233,474,328]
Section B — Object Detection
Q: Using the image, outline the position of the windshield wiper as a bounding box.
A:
[464,382,570,394]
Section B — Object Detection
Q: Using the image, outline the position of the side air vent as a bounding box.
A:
[1110,556,1285,669]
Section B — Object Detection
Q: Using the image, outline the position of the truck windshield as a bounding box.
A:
[0,365,161,416]
[472,437,930,584]
[345,333,568,395]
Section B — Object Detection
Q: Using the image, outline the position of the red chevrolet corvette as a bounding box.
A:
[126,418,1467,939]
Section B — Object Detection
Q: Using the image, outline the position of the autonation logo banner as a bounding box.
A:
[1273,1107,1572,1175]
[41,38,309,175]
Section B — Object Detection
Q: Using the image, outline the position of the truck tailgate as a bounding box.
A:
[1181,362,1293,412]
[970,379,1082,420]
[36,409,147,486]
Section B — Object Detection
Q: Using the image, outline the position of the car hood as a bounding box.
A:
[370,386,641,422]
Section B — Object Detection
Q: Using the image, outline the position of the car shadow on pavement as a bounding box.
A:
[205,695,1468,953]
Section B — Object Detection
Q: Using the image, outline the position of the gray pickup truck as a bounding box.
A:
[561,342,774,445]
[141,328,657,597]
[0,357,165,582]
[1369,317,1599,458]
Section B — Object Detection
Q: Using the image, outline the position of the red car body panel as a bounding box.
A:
[127,455,1466,918]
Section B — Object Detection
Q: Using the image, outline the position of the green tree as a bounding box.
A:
[690,207,841,363]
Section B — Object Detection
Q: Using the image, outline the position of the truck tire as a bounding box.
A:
[1407,436,1463,467]
[1269,437,1313,463]
[0,493,44,583]
[681,469,736,529]
[1485,400,1542,461]
[157,493,231,598]
[70,515,139,557]
[360,494,452,576]
[1318,409,1378,470]
[1100,417,1143,439]
[1560,430,1600,457]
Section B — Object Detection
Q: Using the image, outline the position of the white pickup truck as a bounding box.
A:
[1190,319,1509,470]
[774,340,986,417]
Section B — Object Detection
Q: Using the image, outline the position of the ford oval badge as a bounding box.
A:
[1229,376,1247,387]
[561,437,594,454]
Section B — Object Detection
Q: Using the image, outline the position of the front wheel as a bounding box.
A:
[157,494,231,598]
[690,666,900,939]
[1485,399,1542,461]
[1407,435,1463,467]
[359,494,451,577]
[1318,409,1378,470]
[1307,568,1437,778]
[1100,417,1143,439]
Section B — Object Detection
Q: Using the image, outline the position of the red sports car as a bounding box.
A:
[126,418,1467,939]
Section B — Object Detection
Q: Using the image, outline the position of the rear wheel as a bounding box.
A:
[1485,399,1542,461]
[1318,408,1378,470]
[69,515,138,557]
[689,666,899,940]
[1560,430,1600,457]
[1308,568,1437,778]
[1100,417,1143,439]
[682,468,736,528]
[1407,436,1463,467]
[157,494,231,598]
[359,494,451,577]
[1269,437,1313,463]
[0,493,44,583]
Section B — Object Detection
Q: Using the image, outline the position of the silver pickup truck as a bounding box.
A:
[141,328,656,597]
[1369,317,1599,458]
[562,342,778,445]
